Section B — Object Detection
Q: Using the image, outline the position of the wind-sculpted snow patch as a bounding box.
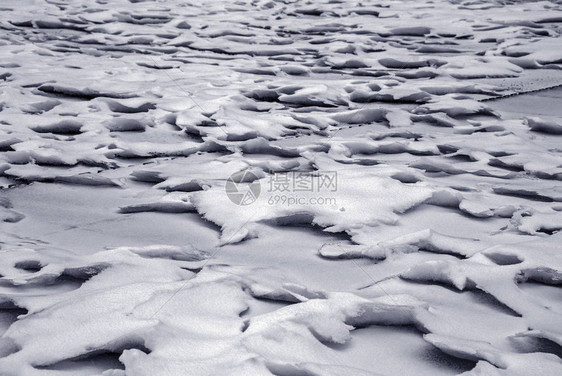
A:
[319,230,484,261]
[0,245,208,372]
[192,166,435,244]
[525,117,562,135]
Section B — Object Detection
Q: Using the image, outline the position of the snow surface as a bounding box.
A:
[1,0,562,375]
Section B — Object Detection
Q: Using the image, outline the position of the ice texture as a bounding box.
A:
[1,0,562,375]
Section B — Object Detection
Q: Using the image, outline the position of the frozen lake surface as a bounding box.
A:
[1,0,562,375]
